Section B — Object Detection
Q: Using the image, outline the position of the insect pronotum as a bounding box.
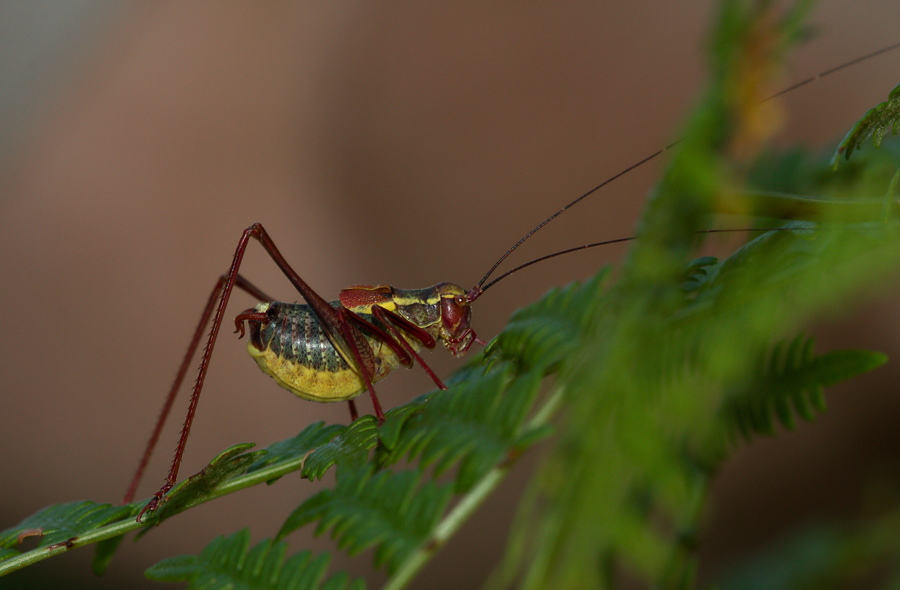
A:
[125,39,900,522]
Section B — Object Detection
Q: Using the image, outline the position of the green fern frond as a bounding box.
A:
[0,501,132,561]
[724,334,887,440]
[146,528,365,590]
[689,222,818,304]
[498,3,900,587]
[248,403,431,485]
[486,268,610,371]
[681,255,719,293]
[367,395,431,451]
[92,534,125,576]
[150,443,265,524]
[833,82,900,167]
[378,364,545,493]
[247,422,345,482]
[299,416,380,480]
[720,507,900,590]
[277,467,453,574]
[883,168,900,223]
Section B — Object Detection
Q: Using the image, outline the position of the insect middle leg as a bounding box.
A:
[334,305,449,420]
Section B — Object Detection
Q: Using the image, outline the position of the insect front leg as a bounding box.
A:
[369,306,448,390]
[333,305,450,423]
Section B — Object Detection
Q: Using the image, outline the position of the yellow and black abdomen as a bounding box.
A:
[244,301,402,402]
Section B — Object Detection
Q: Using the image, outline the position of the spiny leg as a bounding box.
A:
[245,224,393,422]
[135,223,390,520]
[370,306,447,390]
[334,305,450,422]
[135,227,278,521]
[337,307,385,423]
[126,274,271,506]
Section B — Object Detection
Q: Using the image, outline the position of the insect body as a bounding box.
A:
[239,283,475,403]
[127,223,483,520]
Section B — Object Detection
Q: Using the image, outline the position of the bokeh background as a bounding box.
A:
[1,2,899,588]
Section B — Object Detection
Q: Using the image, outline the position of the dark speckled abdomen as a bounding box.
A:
[244,301,403,402]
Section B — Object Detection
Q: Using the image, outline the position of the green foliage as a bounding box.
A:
[376,363,546,493]
[0,501,132,560]
[248,422,346,479]
[300,416,380,479]
[723,334,887,439]
[146,529,365,590]
[2,2,900,589]
[833,82,900,167]
[92,534,125,576]
[150,443,266,525]
[721,507,900,590]
[491,3,900,588]
[486,269,610,372]
[278,468,453,574]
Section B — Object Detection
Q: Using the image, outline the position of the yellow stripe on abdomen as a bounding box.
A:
[247,342,367,402]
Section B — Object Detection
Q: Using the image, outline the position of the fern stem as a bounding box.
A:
[0,446,316,577]
[0,515,140,577]
[382,383,566,590]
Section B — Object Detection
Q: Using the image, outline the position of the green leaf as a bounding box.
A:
[91,534,125,576]
[497,4,900,589]
[375,396,431,450]
[379,364,543,493]
[723,334,887,441]
[150,443,265,524]
[832,82,900,167]
[247,421,346,481]
[883,168,900,223]
[720,508,900,590]
[277,467,453,574]
[682,255,719,292]
[301,416,380,480]
[0,501,132,556]
[146,528,365,590]
[487,269,610,372]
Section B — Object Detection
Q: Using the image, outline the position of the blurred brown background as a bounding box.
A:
[1,2,899,588]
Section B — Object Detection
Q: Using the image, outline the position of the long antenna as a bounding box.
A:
[477,228,797,296]
[472,143,678,290]
[471,41,900,295]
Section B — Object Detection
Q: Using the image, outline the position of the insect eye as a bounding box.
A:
[441,293,471,333]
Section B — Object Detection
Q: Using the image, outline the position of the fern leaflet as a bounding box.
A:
[833,82,900,166]
[724,334,887,440]
[277,467,454,574]
[378,363,545,493]
[146,528,365,590]
[246,421,345,485]
[0,501,132,560]
[149,443,266,525]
